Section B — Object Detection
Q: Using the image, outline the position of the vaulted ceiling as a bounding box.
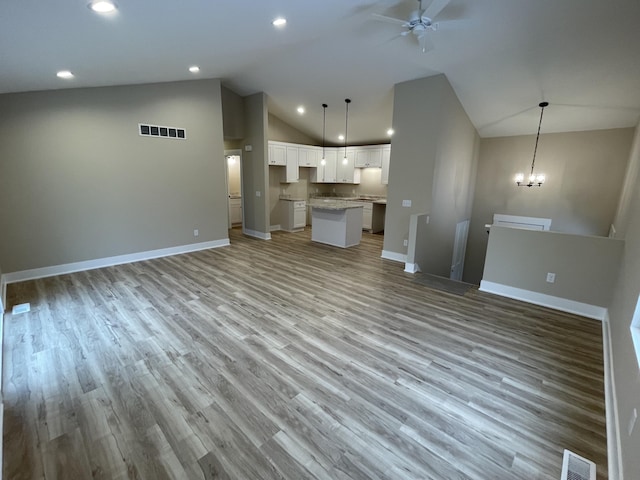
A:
[2,0,640,144]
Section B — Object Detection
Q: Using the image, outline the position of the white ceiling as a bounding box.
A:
[2,0,640,144]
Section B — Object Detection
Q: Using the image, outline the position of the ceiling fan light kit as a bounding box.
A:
[515,101,548,187]
[372,0,448,53]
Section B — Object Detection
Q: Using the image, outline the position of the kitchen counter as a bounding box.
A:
[310,203,363,248]
[279,195,306,201]
[308,199,364,210]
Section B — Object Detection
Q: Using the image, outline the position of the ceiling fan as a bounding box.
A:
[372,0,450,53]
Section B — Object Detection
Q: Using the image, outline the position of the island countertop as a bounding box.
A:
[308,199,364,210]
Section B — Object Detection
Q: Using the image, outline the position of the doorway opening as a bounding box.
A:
[225,149,243,231]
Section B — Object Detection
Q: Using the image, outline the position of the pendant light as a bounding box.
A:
[515,102,548,187]
[343,98,351,165]
[320,103,327,166]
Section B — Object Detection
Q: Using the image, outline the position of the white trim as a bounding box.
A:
[0,239,230,285]
[493,214,551,231]
[479,280,607,321]
[0,281,4,313]
[381,250,406,263]
[602,315,623,480]
[269,225,282,232]
[242,228,271,240]
[404,262,420,274]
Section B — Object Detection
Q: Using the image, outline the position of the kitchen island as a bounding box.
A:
[310,201,364,248]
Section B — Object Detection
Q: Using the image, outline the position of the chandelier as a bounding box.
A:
[515,101,548,187]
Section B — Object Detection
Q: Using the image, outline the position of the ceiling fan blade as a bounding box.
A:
[423,0,450,19]
[371,13,408,26]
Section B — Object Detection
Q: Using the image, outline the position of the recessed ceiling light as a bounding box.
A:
[272,17,287,27]
[387,128,395,136]
[338,134,345,141]
[189,66,200,73]
[297,106,305,114]
[88,1,117,13]
[56,70,74,79]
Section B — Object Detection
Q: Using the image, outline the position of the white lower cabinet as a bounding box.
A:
[362,203,373,230]
[229,197,242,226]
[347,201,373,230]
[282,200,306,231]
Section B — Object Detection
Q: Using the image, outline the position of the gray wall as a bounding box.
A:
[268,113,318,145]
[383,74,479,276]
[221,86,244,140]
[241,93,270,236]
[0,79,228,273]
[483,226,623,308]
[419,83,479,276]
[464,127,634,284]
[608,122,640,479]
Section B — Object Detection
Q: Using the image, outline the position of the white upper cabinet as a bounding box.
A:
[311,149,337,183]
[270,140,387,184]
[354,146,383,168]
[381,145,391,185]
[283,145,299,183]
[336,149,361,184]
[268,142,286,165]
[298,146,320,167]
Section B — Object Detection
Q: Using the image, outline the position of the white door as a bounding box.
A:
[225,151,242,228]
[450,220,470,281]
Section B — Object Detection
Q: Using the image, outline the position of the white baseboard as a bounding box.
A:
[243,228,271,240]
[602,316,623,480]
[269,225,281,232]
[479,280,607,321]
[381,250,406,263]
[0,238,230,287]
[404,262,420,274]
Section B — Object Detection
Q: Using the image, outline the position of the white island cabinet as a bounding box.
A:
[310,202,363,248]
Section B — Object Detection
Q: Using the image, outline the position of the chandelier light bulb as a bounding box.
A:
[515,173,524,184]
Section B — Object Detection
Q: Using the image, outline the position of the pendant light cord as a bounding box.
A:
[344,99,351,158]
[530,102,548,176]
[322,103,327,159]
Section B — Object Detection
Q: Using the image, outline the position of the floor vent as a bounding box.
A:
[12,303,31,315]
[561,449,596,480]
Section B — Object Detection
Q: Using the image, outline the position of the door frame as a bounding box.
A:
[224,149,243,230]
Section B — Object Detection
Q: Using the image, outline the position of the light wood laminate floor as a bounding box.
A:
[3,228,607,479]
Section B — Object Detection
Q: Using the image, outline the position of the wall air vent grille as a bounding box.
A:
[560,449,596,480]
[139,123,186,140]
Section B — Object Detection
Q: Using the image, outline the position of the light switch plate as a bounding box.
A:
[546,272,556,283]
[402,200,411,207]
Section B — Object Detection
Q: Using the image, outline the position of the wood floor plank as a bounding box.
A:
[3,228,608,479]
